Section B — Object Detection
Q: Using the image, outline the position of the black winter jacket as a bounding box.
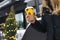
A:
[30,8,60,40]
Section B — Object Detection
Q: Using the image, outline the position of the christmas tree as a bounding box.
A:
[4,6,18,40]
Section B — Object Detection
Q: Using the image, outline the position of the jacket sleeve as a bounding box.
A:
[30,19,47,33]
[30,7,50,33]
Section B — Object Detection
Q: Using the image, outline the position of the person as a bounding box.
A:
[22,7,47,40]
[25,0,60,40]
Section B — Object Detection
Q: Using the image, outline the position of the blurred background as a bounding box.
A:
[0,0,44,40]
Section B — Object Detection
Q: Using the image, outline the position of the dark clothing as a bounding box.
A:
[22,24,47,40]
[30,9,60,40]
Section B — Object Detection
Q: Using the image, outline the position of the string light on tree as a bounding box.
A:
[4,6,18,40]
